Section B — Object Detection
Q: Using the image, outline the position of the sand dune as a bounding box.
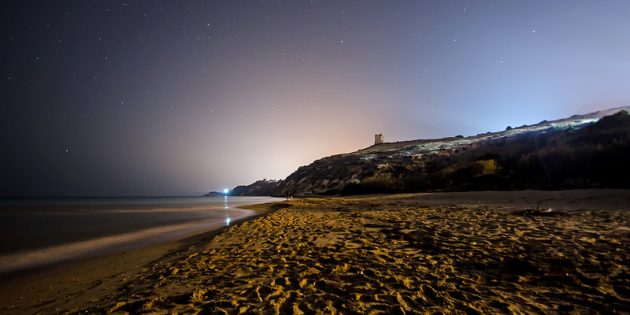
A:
[57,190,630,314]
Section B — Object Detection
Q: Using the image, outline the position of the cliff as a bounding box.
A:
[230,179,281,196]
[273,107,630,196]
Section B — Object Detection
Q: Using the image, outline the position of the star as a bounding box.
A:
[64,148,70,153]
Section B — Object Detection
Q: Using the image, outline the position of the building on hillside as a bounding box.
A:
[374,134,384,145]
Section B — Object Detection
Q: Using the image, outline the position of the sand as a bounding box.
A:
[0,204,274,314]
[1,190,629,314]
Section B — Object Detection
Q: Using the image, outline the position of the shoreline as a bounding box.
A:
[0,201,287,314]
[0,196,282,276]
[2,190,629,313]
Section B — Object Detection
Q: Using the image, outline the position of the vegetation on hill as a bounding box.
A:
[230,179,281,196]
[273,109,630,196]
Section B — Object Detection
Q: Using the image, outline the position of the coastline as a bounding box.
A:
[2,190,629,313]
[0,201,287,314]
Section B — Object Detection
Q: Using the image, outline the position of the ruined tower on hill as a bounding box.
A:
[374,134,384,145]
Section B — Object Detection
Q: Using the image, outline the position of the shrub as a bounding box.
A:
[341,174,402,194]
[472,159,499,176]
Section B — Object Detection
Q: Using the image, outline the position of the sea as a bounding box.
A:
[0,196,281,274]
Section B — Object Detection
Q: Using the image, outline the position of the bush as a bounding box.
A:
[341,174,402,195]
[472,159,499,176]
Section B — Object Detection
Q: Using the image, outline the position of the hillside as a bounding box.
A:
[229,179,281,196]
[273,107,630,196]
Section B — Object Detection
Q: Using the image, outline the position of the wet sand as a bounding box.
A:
[0,203,277,314]
[2,190,629,313]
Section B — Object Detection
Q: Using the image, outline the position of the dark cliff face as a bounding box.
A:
[230,179,281,196]
[273,107,630,197]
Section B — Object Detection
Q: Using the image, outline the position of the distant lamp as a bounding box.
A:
[223,188,230,195]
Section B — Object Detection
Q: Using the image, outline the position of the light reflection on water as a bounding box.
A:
[224,196,231,225]
[0,196,281,274]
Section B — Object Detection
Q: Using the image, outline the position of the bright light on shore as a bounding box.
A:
[223,188,229,194]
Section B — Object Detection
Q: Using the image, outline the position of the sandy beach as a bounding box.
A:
[0,196,279,275]
[2,190,629,313]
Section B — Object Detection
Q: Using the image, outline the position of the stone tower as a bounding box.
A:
[374,134,384,145]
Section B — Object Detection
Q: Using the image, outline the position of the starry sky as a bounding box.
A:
[2,1,630,196]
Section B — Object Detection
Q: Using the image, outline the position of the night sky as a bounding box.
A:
[2,1,629,196]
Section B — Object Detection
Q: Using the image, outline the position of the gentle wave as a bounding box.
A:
[0,208,254,274]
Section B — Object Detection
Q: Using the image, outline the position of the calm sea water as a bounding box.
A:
[0,196,280,273]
